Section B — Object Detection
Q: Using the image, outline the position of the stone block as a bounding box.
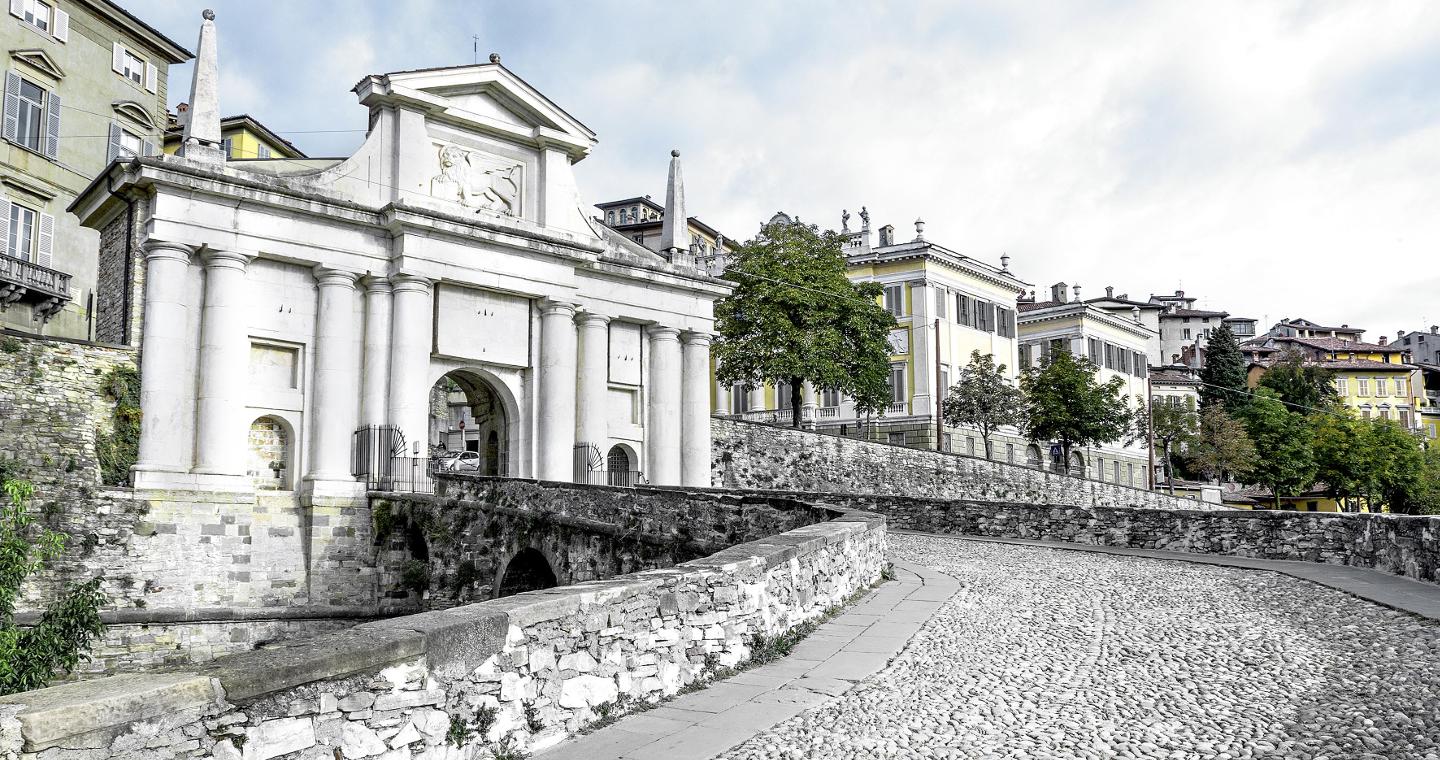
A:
[245,717,316,760]
[372,689,444,712]
[557,675,618,709]
[340,722,387,758]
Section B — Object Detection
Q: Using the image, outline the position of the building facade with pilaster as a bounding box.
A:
[72,14,727,519]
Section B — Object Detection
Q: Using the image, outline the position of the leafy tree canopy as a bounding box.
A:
[1257,349,1340,412]
[1240,388,1317,508]
[714,216,897,426]
[1019,349,1133,467]
[1311,412,1379,508]
[943,350,1025,459]
[1197,325,1249,413]
[1140,396,1198,493]
[1188,404,1257,483]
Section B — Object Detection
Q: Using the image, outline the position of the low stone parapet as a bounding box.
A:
[0,502,885,758]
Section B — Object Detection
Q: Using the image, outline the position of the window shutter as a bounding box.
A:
[52,8,68,41]
[106,121,121,163]
[0,199,10,257]
[3,70,18,143]
[8,0,22,19]
[112,42,125,74]
[144,62,157,93]
[43,90,59,159]
[36,212,53,268]
[142,139,156,157]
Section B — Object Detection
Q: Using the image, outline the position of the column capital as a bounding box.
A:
[540,299,577,318]
[142,240,194,263]
[680,331,713,347]
[198,248,252,271]
[906,278,931,290]
[361,275,393,294]
[646,325,681,342]
[574,311,611,328]
[313,266,360,289]
[389,273,433,294]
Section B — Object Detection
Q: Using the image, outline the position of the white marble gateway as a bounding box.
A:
[72,15,727,495]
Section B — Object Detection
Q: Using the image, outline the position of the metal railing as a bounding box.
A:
[353,425,435,493]
[0,255,71,299]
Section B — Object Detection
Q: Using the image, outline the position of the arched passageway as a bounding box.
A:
[606,444,636,486]
[497,548,557,597]
[428,370,508,476]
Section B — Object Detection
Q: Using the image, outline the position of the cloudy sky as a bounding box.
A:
[132,1,1440,336]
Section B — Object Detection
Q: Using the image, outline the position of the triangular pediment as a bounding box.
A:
[358,63,596,159]
[10,49,65,81]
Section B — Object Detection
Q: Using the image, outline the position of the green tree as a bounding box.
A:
[714,216,897,426]
[1019,349,1133,474]
[942,351,1025,460]
[1198,325,1249,412]
[1240,388,1317,509]
[1367,419,1427,514]
[1311,412,1379,512]
[1142,397,1198,494]
[0,468,107,695]
[1188,405,1257,484]
[1257,349,1340,411]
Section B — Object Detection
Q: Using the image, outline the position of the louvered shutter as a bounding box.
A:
[142,139,156,157]
[0,199,10,258]
[3,71,18,143]
[144,62,157,93]
[106,121,121,163]
[8,0,22,19]
[36,212,53,268]
[52,8,68,41]
[112,42,125,74]
[43,90,59,159]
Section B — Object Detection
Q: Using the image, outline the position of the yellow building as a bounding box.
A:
[1016,283,1154,485]
[714,214,1030,456]
[1224,485,1342,513]
[162,111,306,160]
[1242,335,1424,430]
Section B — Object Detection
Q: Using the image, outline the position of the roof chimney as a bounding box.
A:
[1105,285,1114,299]
[1051,282,1069,304]
[1379,335,1388,346]
[1175,289,1184,297]
[878,224,893,247]
[1431,325,1438,335]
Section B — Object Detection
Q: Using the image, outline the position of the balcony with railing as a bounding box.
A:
[884,401,908,416]
[0,255,71,322]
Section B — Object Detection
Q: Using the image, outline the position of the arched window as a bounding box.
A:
[606,445,632,487]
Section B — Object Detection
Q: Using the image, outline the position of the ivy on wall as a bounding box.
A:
[95,367,141,487]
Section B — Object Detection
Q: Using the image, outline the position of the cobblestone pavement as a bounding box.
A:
[715,534,1440,760]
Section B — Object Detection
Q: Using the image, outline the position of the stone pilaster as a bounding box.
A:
[537,300,578,481]
[386,274,433,456]
[575,312,611,461]
[132,241,193,487]
[908,279,932,417]
[305,268,361,491]
[680,332,712,487]
[192,248,252,481]
[646,326,683,485]
[360,277,392,427]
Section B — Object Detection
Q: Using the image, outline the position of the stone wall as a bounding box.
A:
[836,495,1440,585]
[712,417,1222,511]
[0,503,885,758]
[376,477,835,609]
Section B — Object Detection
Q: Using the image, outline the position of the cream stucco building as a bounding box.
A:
[72,16,728,510]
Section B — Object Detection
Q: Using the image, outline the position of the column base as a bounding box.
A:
[302,476,368,500]
[132,467,251,493]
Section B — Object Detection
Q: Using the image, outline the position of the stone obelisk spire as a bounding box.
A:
[660,149,690,259]
[179,9,223,164]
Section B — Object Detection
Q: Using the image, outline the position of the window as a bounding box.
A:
[20,0,48,30]
[976,301,992,332]
[956,294,972,326]
[777,381,793,410]
[942,433,952,452]
[731,384,748,414]
[6,202,36,261]
[1127,463,1135,486]
[1380,408,1390,421]
[1183,328,1192,340]
[966,437,976,456]
[821,389,842,408]
[1007,443,1015,464]
[1361,407,1371,419]
[11,0,65,39]
[1336,378,1348,396]
[2,199,52,268]
[934,288,947,319]
[11,77,44,152]
[1401,409,1412,428]
[122,50,143,84]
[1088,338,1101,364]
[889,364,906,403]
[939,365,950,394]
[617,208,627,224]
[884,285,904,317]
[606,210,614,224]
[1095,458,1104,480]
[1018,343,1033,367]
[1396,379,1407,397]
[995,307,1015,338]
[1113,461,1120,482]
[1375,378,1388,398]
[257,144,272,159]
[887,432,906,445]
[1048,338,1066,356]
[1104,343,1115,369]
[1358,379,1370,397]
[222,136,233,158]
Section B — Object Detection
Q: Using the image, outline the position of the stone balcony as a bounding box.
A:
[0,255,71,322]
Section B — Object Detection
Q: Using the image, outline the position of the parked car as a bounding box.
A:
[431,450,480,472]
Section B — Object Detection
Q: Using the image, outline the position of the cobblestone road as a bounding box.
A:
[715,534,1440,760]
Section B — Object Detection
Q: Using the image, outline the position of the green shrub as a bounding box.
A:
[0,477,107,694]
[95,366,141,487]
[400,560,430,593]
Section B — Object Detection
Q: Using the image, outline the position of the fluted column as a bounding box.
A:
[646,326,683,485]
[193,248,253,478]
[680,332,712,487]
[132,241,193,485]
[575,312,611,459]
[360,277,393,427]
[386,275,433,456]
[537,300,578,481]
[307,268,361,486]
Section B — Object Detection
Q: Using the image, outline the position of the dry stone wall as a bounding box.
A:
[0,503,885,759]
[712,418,1222,511]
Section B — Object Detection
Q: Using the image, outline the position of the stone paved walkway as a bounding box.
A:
[540,534,1440,760]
